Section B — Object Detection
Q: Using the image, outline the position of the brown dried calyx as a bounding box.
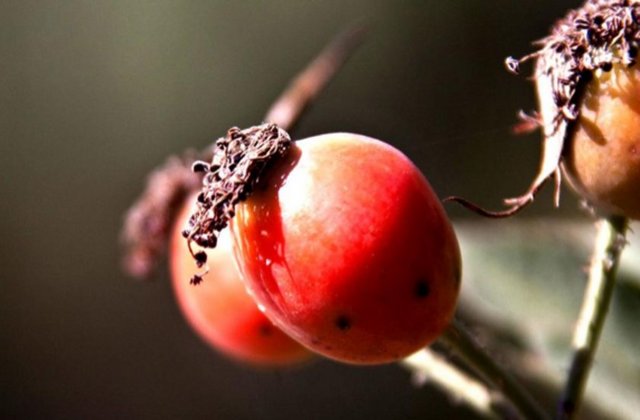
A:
[121,153,202,279]
[182,123,291,284]
[448,0,640,217]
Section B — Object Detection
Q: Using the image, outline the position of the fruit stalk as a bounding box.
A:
[121,23,365,279]
[439,319,549,420]
[557,215,628,419]
[401,349,514,419]
[264,23,366,131]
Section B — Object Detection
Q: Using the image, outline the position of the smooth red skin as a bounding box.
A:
[170,195,311,366]
[231,133,461,364]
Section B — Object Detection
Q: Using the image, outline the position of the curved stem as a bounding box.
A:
[557,215,628,420]
[401,348,515,419]
[439,319,549,420]
[264,22,366,131]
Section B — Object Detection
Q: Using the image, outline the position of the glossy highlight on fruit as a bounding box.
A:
[563,64,640,220]
[170,194,311,366]
[230,133,461,364]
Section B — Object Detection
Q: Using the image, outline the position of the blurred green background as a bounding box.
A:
[1,1,605,419]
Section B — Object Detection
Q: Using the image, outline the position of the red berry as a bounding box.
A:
[170,194,311,366]
[229,133,461,364]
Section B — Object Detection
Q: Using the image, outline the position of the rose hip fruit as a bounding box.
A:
[450,1,640,219]
[563,64,640,220]
[170,194,311,366]
[229,133,461,364]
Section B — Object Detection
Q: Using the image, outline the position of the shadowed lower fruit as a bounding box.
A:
[170,194,311,366]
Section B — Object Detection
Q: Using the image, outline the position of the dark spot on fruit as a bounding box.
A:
[335,315,351,331]
[415,279,430,298]
[259,324,273,337]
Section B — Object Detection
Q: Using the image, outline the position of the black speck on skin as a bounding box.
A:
[415,279,430,298]
[259,324,273,337]
[335,315,351,331]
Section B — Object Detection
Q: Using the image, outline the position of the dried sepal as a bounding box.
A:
[513,0,639,210]
[511,110,542,135]
[121,153,202,279]
[183,123,292,283]
[452,0,640,217]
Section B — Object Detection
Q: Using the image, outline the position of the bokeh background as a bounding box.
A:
[1,1,605,419]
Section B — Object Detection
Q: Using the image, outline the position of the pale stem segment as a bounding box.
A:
[401,348,515,419]
[557,215,629,420]
[439,319,549,420]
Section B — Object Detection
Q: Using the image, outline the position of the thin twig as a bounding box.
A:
[121,24,366,279]
[264,22,366,131]
[401,348,515,419]
[439,319,549,420]
[557,215,629,420]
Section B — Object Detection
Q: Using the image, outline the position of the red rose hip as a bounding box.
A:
[229,133,461,364]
